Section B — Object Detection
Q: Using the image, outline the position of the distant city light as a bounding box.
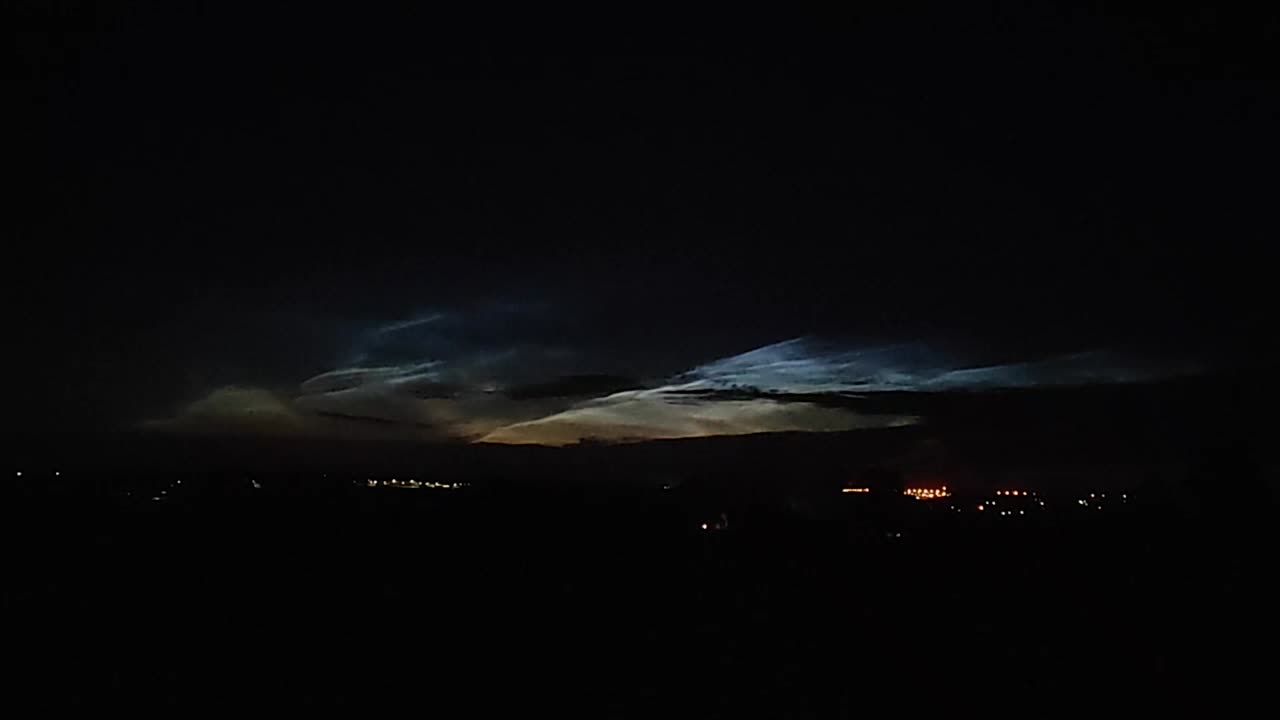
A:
[905,487,950,500]
[977,504,985,511]
[54,471,60,477]
[700,523,708,530]
[366,478,466,490]
[842,487,870,493]
[15,472,21,477]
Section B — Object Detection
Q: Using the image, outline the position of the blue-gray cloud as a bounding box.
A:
[678,338,1198,393]
[478,387,918,445]
[150,312,1203,444]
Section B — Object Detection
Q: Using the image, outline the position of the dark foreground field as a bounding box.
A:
[5,485,1274,714]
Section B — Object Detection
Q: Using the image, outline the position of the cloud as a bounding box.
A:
[681,339,1197,393]
[145,384,483,440]
[143,386,311,435]
[146,315,1200,445]
[502,374,642,400]
[341,304,581,385]
[479,387,919,445]
[299,362,446,394]
[372,313,446,335]
[475,340,1199,445]
[293,385,563,440]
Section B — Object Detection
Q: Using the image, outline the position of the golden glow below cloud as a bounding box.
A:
[479,392,917,446]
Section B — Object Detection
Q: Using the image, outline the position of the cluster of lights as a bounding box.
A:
[365,478,466,490]
[150,478,184,503]
[905,486,950,500]
[699,514,729,531]
[1076,493,1127,509]
[841,487,870,494]
[982,488,1047,512]
[975,503,1029,515]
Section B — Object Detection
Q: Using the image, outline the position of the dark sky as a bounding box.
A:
[13,4,1276,436]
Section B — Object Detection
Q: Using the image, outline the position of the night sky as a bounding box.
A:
[13,5,1275,441]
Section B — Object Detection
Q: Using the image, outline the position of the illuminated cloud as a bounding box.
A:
[292,384,564,440]
[680,339,940,392]
[299,362,445,394]
[143,386,311,435]
[336,304,581,388]
[146,384,478,440]
[147,312,1197,444]
[681,339,1194,393]
[476,340,1196,444]
[479,386,918,445]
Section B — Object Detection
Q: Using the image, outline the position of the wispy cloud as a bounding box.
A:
[479,388,919,445]
[147,316,1200,445]
[372,313,445,335]
[680,339,1197,393]
[143,386,314,435]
